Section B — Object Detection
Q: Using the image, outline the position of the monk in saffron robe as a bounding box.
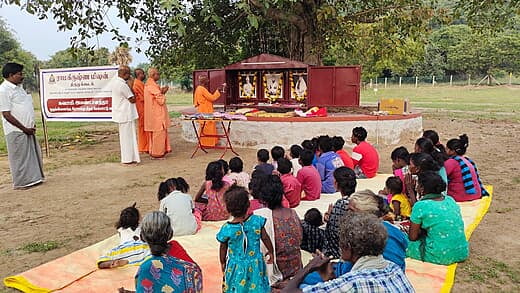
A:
[144,68,171,158]
[193,75,225,147]
[132,68,149,153]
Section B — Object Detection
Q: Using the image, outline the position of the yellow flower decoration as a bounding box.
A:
[223,283,228,291]
[161,285,174,293]
[227,267,232,273]
[259,271,263,276]
[235,230,242,236]
[249,266,253,272]
[250,283,257,289]
[229,248,233,254]
[240,279,246,286]
[249,250,255,256]
[255,229,261,234]
[151,260,163,270]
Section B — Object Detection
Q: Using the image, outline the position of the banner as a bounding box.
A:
[40,66,118,122]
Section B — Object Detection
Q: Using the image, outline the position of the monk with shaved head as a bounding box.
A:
[144,68,171,159]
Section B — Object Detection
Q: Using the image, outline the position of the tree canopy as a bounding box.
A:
[0,17,38,90]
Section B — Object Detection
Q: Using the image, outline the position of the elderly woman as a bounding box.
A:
[254,175,303,289]
[407,171,469,265]
[283,212,414,293]
[118,211,203,293]
[301,189,408,287]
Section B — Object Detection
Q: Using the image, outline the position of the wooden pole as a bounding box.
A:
[450,75,453,86]
[370,78,373,88]
[384,77,387,88]
[399,76,402,87]
[510,72,513,85]
[35,64,50,157]
[468,74,471,86]
[415,76,418,88]
[432,76,435,87]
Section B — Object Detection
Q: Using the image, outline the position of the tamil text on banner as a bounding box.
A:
[40,66,118,122]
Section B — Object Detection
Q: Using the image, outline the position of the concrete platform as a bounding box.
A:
[181,113,423,149]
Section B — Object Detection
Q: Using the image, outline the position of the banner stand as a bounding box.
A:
[35,64,50,158]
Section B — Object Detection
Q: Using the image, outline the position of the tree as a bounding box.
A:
[0,17,38,91]
[43,46,110,69]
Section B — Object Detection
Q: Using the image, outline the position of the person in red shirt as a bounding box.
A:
[297,150,322,201]
[277,158,302,208]
[332,136,354,169]
[350,127,379,178]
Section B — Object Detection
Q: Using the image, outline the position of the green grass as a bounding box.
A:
[461,256,520,286]
[20,241,61,253]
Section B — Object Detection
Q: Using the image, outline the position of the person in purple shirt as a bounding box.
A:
[316,136,344,193]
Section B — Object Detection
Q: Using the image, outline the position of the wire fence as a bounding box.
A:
[363,73,520,88]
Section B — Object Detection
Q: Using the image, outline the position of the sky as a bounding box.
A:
[0,4,149,66]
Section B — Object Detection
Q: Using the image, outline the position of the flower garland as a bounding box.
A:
[290,71,307,102]
[238,73,256,99]
[263,73,283,103]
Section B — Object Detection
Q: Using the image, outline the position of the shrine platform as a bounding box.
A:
[181,112,423,149]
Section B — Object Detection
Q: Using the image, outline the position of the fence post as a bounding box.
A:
[450,75,453,86]
[375,77,378,87]
[369,78,373,88]
[399,77,402,87]
[384,77,387,88]
[468,74,471,86]
[510,73,513,85]
[432,76,435,87]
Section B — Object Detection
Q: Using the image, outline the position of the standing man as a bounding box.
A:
[132,68,149,153]
[111,65,140,164]
[144,68,171,159]
[0,62,45,189]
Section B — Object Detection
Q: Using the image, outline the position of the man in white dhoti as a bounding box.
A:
[111,66,140,164]
[0,62,45,189]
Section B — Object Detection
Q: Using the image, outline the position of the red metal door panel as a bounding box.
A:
[308,67,334,107]
[192,69,226,105]
[308,66,360,107]
[334,66,360,106]
[208,69,226,105]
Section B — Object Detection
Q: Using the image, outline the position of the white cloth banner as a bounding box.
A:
[40,66,118,122]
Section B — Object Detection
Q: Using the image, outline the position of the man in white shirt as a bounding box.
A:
[111,66,140,164]
[0,62,45,189]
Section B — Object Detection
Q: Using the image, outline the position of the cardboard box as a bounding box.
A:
[378,98,409,114]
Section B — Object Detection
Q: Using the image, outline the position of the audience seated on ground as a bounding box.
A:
[382,176,411,220]
[444,134,489,202]
[282,212,414,293]
[158,177,201,236]
[118,211,202,293]
[248,170,289,215]
[255,149,275,176]
[97,204,149,269]
[300,208,325,253]
[321,167,357,259]
[350,127,379,178]
[332,136,354,169]
[404,152,443,202]
[289,144,303,176]
[194,161,231,221]
[297,150,322,201]
[218,159,233,185]
[415,137,448,183]
[301,189,409,288]
[391,146,410,192]
[271,145,285,170]
[407,171,469,265]
[278,158,302,208]
[227,156,250,190]
[316,135,345,193]
[423,129,447,155]
[301,139,318,167]
[254,175,303,289]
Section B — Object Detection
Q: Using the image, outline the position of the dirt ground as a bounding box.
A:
[0,114,519,292]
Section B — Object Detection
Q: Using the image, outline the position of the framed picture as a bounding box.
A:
[263,72,283,102]
[290,71,307,101]
[238,72,257,99]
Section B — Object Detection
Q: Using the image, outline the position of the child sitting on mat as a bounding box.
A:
[227,156,250,190]
[300,208,325,253]
[383,176,411,220]
[271,145,285,170]
[254,149,275,176]
[97,203,149,269]
[217,185,274,293]
[289,144,303,176]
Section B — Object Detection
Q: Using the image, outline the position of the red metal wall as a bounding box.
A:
[308,66,360,107]
[192,69,226,105]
